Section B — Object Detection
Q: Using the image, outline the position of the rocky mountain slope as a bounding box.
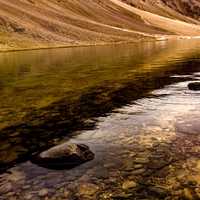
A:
[0,0,199,51]
[162,0,200,21]
[122,0,200,24]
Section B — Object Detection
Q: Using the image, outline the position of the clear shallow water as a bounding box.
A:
[0,39,200,199]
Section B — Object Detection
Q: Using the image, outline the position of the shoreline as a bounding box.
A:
[0,36,170,53]
[0,35,199,54]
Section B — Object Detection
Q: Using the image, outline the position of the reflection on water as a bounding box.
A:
[0,39,200,199]
[0,40,200,169]
[0,39,199,130]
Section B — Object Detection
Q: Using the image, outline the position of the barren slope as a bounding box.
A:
[162,0,200,21]
[122,0,200,24]
[0,0,199,51]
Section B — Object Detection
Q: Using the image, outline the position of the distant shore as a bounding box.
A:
[0,37,166,53]
[0,35,199,53]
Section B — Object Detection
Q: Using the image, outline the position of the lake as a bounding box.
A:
[0,39,200,199]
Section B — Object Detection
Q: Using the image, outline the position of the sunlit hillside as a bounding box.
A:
[0,0,199,51]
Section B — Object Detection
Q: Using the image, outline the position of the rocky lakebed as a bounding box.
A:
[1,75,200,200]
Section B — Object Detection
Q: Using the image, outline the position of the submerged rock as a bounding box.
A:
[38,188,48,197]
[32,143,94,169]
[78,183,99,197]
[122,180,137,190]
[131,168,145,175]
[148,186,169,198]
[188,82,200,91]
[134,157,149,164]
[0,182,12,194]
[183,188,193,200]
[112,193,134,199]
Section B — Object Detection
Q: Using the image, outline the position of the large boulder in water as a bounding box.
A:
[32,143,94,169]
[188,82,200,91]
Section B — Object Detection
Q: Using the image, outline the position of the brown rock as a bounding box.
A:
[38,188,48,197]
[183,188,193,200]
[122,180,137,190]
[32,143,94,169]
[79,183,99,197]
[0,182,12,194]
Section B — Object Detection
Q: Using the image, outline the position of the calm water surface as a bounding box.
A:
[0,39,200,199]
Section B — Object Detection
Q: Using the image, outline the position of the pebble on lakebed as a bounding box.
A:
[31,143,94,169]
[38,188,48,197]
[122,180,137,190]
[78,183,99,197]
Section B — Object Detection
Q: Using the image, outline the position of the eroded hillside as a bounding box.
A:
[0,0,199,51]
[122,0,200,24]
[162,0,200,21]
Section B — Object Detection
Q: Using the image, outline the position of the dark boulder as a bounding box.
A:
[188,82,200,91]
[31,143,94,169]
